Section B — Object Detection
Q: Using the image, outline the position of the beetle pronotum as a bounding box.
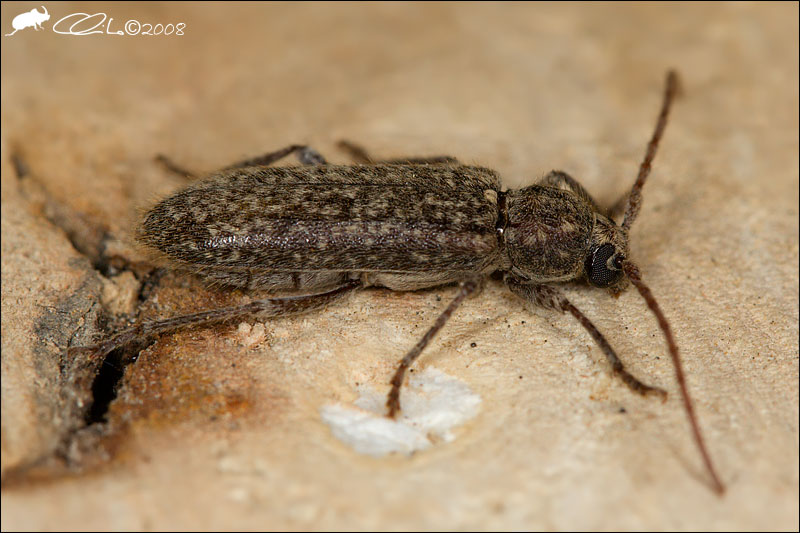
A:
[74,71,724,494]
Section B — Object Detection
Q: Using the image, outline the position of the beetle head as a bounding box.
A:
[584,213,628,289]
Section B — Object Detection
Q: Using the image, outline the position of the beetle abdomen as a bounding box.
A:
[139,165,503,285]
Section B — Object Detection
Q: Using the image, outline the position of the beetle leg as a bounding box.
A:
[223,145,327,168]
[607,193,630,223]
[386,278,481,418]
[337,140,459,165]
[155,144,328,179]
[69,281,361,365]
[538,170,604,214]
[505,276,666,399]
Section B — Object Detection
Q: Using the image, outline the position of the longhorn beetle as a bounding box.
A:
[74,71,725,494]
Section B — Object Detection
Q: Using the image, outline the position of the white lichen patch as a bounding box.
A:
[320,367,481,457]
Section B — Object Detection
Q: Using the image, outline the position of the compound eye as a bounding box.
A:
[585,243,623,288]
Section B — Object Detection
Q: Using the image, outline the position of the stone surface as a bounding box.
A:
[2,2,797,530]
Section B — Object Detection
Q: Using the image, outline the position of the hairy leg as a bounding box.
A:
[156,144,328,179]
[386,278,481,417]
[505,276,666,399]
[70,281,361,365]
[337,139,459,165]
[538,170,604,214]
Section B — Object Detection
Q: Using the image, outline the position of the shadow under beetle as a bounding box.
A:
[75,71,725,494]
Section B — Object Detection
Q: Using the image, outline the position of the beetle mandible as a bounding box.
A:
[75,71,724,494]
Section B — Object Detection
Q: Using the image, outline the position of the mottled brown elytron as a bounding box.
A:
[81,72,725,494]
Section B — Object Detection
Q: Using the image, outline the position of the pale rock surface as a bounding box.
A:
[2,3,797,530]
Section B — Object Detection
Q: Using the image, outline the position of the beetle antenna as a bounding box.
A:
[622,261,725,495]
[622,70,681,232]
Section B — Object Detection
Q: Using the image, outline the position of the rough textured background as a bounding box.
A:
[2,2,797,530]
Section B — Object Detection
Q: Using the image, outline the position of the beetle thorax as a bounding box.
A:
[502,185,594,283]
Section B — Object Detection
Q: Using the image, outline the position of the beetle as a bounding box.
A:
[75,71,724,494]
